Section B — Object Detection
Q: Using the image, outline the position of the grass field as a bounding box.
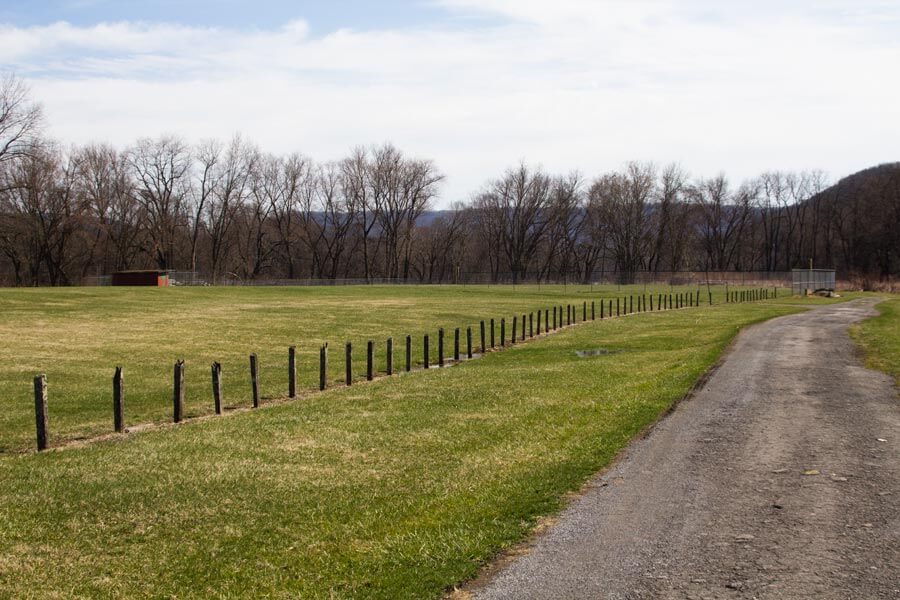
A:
[0,285,857,598]
[852,296,900,384]
[0,283,789,452]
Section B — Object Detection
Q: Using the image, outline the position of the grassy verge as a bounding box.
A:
[0,301,808,598]
[851,296,900,384]
[0,284,792,451]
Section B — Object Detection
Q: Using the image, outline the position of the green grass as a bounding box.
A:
[0,283,797,451]
[852,296,900,384]
[0,294,818,599]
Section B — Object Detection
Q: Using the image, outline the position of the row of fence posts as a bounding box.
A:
[30,287,780,451]
[725,287,775,304]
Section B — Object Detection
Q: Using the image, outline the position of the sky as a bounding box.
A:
[1,0,899,205]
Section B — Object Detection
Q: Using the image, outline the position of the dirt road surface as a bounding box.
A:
[470,298,898,599]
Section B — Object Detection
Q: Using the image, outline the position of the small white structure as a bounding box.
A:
[792,269,836,295]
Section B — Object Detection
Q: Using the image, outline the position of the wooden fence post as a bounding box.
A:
[650,294,654,311]
[608,299,612,318]
[529,312,534,337]
[367,340,374,380]
[211,362,222,414]
[501,318,506,346]
[616,298,620,317]
[250,353,260,408]
[537,310,542,334]
[439,328,445,366]
[387,337,394,375]
[591,301,595,320]
[583,301,587,322]
[113,366,125,433]
[173,360,185,423]
[490,318,496,348]
[34,374,48,451]
[319,345,327,391]
[521,314,526,339]
[405,335,412,372]
[288,346,297,398]
[350,341,359,383]
[552,306,557,330]
[511,315,517,344]
[424,334,430,368]
[600,299,605,319]
[454,328,460,361]
[467,327,473,359]
[629,296,633,314]
[480,320,486,353]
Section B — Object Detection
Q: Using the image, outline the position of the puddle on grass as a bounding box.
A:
[575,348,623,358]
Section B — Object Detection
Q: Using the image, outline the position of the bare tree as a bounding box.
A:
[691,175,753,271]
[474,163,554,283]
[589,162,656,282]
[127,136,191,270]
[0,74,43,171]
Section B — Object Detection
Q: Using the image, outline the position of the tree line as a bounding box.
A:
[1,75,897,286]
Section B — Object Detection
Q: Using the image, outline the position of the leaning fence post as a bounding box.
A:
[386,337,394,375]
[367,340,374,380]
[211,362,222,414]
[454,328,460,361]
[467,327,473,359]
[405,335,412,372]
[173,360,185,423]
[424,334,430,368]
[34,374,48,451]
[113,366,125,433]
[250,354,260,408]
[319,345,327,391]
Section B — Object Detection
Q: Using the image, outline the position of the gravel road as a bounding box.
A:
[471,298,899,599]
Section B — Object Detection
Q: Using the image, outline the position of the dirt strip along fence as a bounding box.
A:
[24,287,780,452]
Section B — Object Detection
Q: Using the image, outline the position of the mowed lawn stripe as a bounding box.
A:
[0,301,806,599]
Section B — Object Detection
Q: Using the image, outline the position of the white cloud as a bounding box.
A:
[3,1,900,204]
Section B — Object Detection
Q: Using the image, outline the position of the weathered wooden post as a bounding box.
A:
[544,308,549,331]
[501,318,506,346]
[709,290,713,305]
[386,337,394,375]
[173,359,185,423]
[567,304,571,325]
[669,294,673,309]
[511,315,517,344]
[424,334,430,368]
[591,301,595,320]
[537,310,542,334]
[319,345,327,391]
[405,335,412,372]
[600,300,605,319]
[288,346,297,398]
[529,312,534,337]
[616,298,620,317]
[650,294,654,311]
[629,296,633,314]
[350,341,362,382]
[367,340,374,380]
[467,327,473,359]
[521,314,526,339]
[454,328,460,361]
[490,318,496,348]
[250,354,260,408]
[439,328,445,366]
[113,366,125,433]
[552,306,557,330]
[583,301,587,322]
[480,320,486,353]
[608,299,612,318]
[34,374,48,451]
[211,362,222,414]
